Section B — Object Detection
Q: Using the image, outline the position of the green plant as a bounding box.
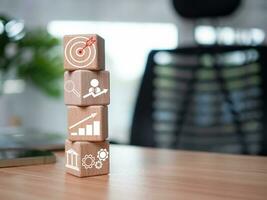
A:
[0,15,63,97]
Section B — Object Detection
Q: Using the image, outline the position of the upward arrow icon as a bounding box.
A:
[69,113,97,129]
[83,89,108,99]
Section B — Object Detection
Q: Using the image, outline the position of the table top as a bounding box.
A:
[0,145,267,200]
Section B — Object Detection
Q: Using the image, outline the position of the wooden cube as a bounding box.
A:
[65,140,109,177]
[67,105,108,141]
[64,34,105,71]
[64,70,110,106]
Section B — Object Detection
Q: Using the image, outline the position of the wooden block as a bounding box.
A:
[67,105,108,141]
[65,140,109,177]
[64,34,105,71]
[64,70,110,106]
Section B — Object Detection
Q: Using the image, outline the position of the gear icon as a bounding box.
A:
[82,154,95,169]
[97,149,109,161]
[95,161,103,169]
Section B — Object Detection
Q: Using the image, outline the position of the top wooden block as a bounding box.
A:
[64,34,105,71]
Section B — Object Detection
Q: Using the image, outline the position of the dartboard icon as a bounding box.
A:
[64,36,96,69]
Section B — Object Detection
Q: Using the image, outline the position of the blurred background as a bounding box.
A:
[0,0,266,155]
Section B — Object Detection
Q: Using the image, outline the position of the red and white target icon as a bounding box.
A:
[65,36,96,69]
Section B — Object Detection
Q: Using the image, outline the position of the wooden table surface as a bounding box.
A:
[0,145,267,200]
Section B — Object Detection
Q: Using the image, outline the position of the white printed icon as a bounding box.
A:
[64,80,81,97]
[95,161,103,169]
[81,154,95,169]
[69,113,100,136]
[82,149,108,170]
[83,79,108,99]
[65,36,96,69]
[66,149,79,171]
[97,149,109,161]
[65,78,108,99]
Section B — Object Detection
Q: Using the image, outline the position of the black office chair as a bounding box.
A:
[130,0,267,155]
[130,46,267,155]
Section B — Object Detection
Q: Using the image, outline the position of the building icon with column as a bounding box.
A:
[66,149,79,171]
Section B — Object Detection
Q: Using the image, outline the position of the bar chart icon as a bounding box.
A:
[69,113,101,136]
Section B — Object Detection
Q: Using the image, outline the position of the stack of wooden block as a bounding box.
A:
[63,34,110,177]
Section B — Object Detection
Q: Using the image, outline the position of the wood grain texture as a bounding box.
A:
[64,70,110,106]
[64,34,105,71]
[0,145,267,200]
[67,106,108,141]
[65,140,109,177]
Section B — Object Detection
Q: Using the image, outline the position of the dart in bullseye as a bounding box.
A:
[64,34,104,70]
[78,37,96,54]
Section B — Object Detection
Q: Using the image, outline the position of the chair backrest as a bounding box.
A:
[172,0,241,18]
[130,45,267,155]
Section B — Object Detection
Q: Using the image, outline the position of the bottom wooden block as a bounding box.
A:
[65,140,109,177]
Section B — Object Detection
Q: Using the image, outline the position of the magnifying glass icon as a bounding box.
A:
[64,80,81,97]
